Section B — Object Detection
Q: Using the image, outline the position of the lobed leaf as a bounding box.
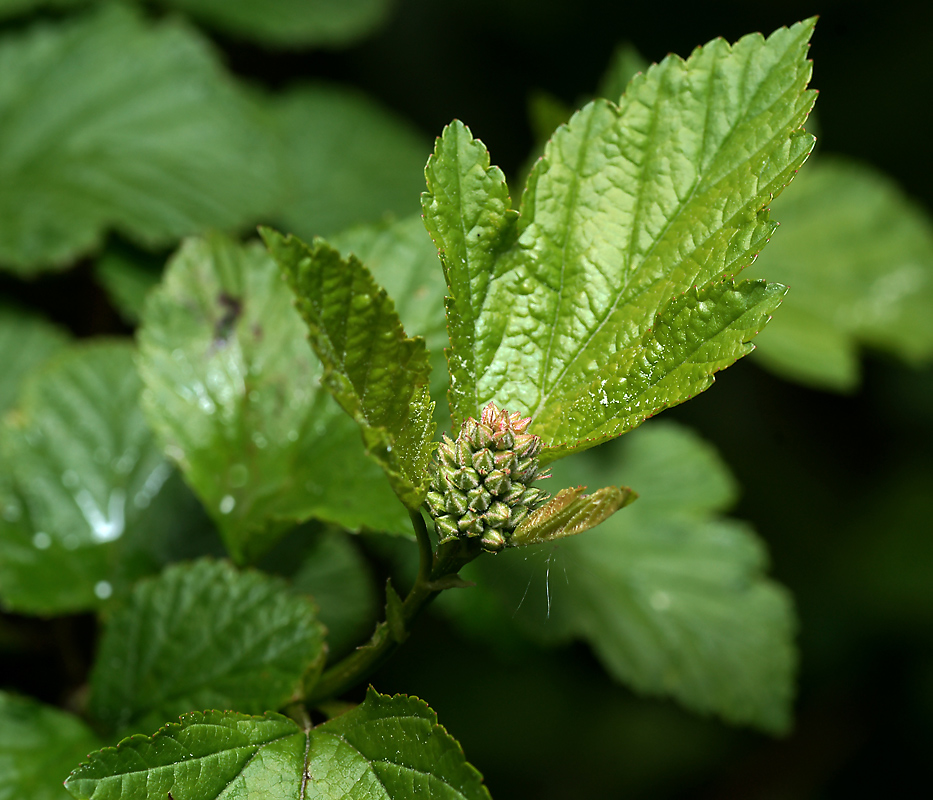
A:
[747,157,933,390]
[0,4,278,273]
[469,422,796,732]
[0,692,102,800]
[88,559,326,736]
[66,689,490,800]
[0,342,196,613]
[137,234,411,564]
[423,20,815,453]
[263,228,436,511]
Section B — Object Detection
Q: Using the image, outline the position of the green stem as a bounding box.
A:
[306,512,479,706]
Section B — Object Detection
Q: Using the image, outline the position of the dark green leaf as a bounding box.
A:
[88,559,326,736]
[0,692,102,800]
[263,228,436,511]
[0,4,278,273]
[268,85,429,240]
[137,234,411,564]
[423,21,815,450]
[747,157,933,390]
[0,342,189,613]
[0,305,69,415]
[470,422,796,733]
[66,689,490,799]
[93,248,163,325]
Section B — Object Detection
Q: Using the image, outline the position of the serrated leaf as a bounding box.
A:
[138,234,411,564]
[537,279,787,462]
[423,20,815,450]
[263,229,436,511]
[747,156,933,390]
[0,342,194,613]
[0,305,70,415]
[469,422,795,733]
[66,689,490,800]
[0,692,102,800]
[267,84,429,240]
[88,559,326,736]
[0,4,278,273]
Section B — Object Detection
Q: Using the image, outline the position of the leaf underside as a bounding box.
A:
[263,228,436,511]
[422,20,815,456]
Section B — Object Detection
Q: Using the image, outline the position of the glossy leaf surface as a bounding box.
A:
[0,692,101,800]
[264,229,436,511]
[88,559,326,736]
[0,342,186,613]
[471,422,795,732]
[748,157,933,390]
[422,21,815,453]
[138,234,410,564]
[0,4,278,273]
[66,689,490,800]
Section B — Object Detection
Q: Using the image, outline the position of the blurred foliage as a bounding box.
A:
[1,1,931,798]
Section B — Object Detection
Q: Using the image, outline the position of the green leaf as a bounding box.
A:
[0,692,102,800]
[267,84,429,240]
[470,422,796,733]
[88,559,326,736]
[263,228,436,511]
[0,305,70,415]
[422,20,815,450]
[66,689,491,800]
[511,484,636,546]
[138,234,411,565]
[93,247,164,325]
[0,342,192,613]
[747,156,933,390]
[0,4,278,273]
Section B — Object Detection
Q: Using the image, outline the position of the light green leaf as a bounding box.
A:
[747,157,933,390]
[0,4,278,274]
[422,21,815,450]
[263,228,436,511]
[267,84,429,241]
[66,689,491,800]
[287,529,379,660]
[138,234,411,565]
[469,422,795,733]
[88,559,326,736]
[0,305,70,415]
[0,342,193,614]
[0,692,102,800]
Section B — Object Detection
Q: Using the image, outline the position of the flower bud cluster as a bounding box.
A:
[425,401,550,552]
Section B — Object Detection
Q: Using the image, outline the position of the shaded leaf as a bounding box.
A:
[0,342,193,613]
[0,305,70,415]
[0,692,102,800]
[747,157,933,390]
[469,422,795,732]
[0,4,278,273]
[137,234,411,565]
[263,229,436,511]
[422,21,815,452]
[93,246,164,325]
[268,84,429,241]
[66,689,490,800]
[88,559,326,736]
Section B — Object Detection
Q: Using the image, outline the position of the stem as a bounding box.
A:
[306,512,479,706]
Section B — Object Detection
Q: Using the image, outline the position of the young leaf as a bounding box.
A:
[0,4,278,273]
[66,689,490,800]
[267,84,429,240]
[137,234,411,565]
[423,20,816,453]
[747,157,933,390]
[0,305,70,415]
[0,342,187,613]
[263,228,436,511]
[0,692,102,800]
[470,422,795,733]
[88,559,326,736]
